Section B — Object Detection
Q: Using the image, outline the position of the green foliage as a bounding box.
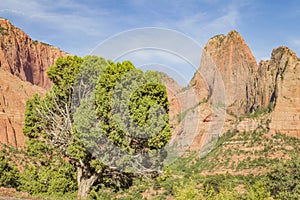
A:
[265,157,300,199]
[92,60,171,170]
[212,188,240,200]
[18,161,77,196]
[23,94,44,139]
[47,55,83,100]
[177,83,196,94]
[174,178,205,200]
[0,153,20,188]
[244,180,271,200]
[246,101,275,118]
[0,26,8,35]
[32,40,39,45]
[23,56,171,198]
[177,102,200,123]
[76,126,300,199]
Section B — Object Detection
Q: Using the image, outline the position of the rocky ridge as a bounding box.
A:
[0,19,65,147]
[165,30,300,152]
[0,18,67,89]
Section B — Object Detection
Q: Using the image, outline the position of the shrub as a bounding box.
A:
[0,153,20,188]
[265,157,300,199]
[18,161,77,196]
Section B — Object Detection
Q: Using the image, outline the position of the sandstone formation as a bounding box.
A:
[0,19,65,147]
[166,30,300,153]
[191,31,258,115]
[266,48,300,138]
[0,69,45,147]
[0,18,67,90]
[236,47,300,138]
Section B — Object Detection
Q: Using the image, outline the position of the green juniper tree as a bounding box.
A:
[23,56,171,199]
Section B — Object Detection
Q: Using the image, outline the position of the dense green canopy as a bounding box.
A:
[22,55,171,199]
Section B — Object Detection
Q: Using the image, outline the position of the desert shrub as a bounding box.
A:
[174,178,205,200]
[0,153,20,188]
[18,161,77,196]
[265,157,300,199]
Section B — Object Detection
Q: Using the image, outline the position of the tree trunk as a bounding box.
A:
[77,167,98,199]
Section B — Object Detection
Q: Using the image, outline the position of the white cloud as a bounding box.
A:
[0,0,110,36]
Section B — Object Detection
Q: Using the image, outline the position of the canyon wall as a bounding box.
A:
[0,18,67,90]
[166,30,300,152]
[0,19,65,146]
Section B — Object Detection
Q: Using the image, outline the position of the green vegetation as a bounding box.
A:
[0,153,19,188]
[1,120,300,199]
[210,34,225,41]
[0,55,299,199]
[21,55,171,199]
[32,40,39,45]
[177,98,207,123]
[177,82,196,94]
[40,41,52,47]
[0,27,8,35]
[83,129,299,199]
[245,102,275,119]
[266,156,300,199]
[177,102,199,122]
[18,161,77,196]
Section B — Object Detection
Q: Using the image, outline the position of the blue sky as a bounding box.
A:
[0,0,299,85]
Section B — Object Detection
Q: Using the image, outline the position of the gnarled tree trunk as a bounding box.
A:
[77,167,98,199]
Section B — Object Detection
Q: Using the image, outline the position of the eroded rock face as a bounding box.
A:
[0,18,67,89]
[240,47,300,137]
[178,30,258,151]
[0,69,45,146]
[193,31,258,115]
[171,31,300,152]
[0,18,64,147]
[266,47,300,138]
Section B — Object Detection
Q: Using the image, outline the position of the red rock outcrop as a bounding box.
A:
[0,18,67,89]
[170,30,300,153]
[262,47,300,138]
[0,18,65,147]
[175,31,258,151]
[191,31,258,115]
[0,69,45,147]
[237,47,300,138]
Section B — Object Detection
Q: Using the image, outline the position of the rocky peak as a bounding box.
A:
[247,46,298,111]
[0,18,68,89]
[192,30,258,115]
[250,46,300,138]
[184,31,300,153]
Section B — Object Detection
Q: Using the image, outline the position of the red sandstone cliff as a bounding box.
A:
[0,18,67,90]
[261,47,300,138]
[191,31,258,115]
[167,30,300,152]
[0,69,45,147]
[0,19,66,147]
